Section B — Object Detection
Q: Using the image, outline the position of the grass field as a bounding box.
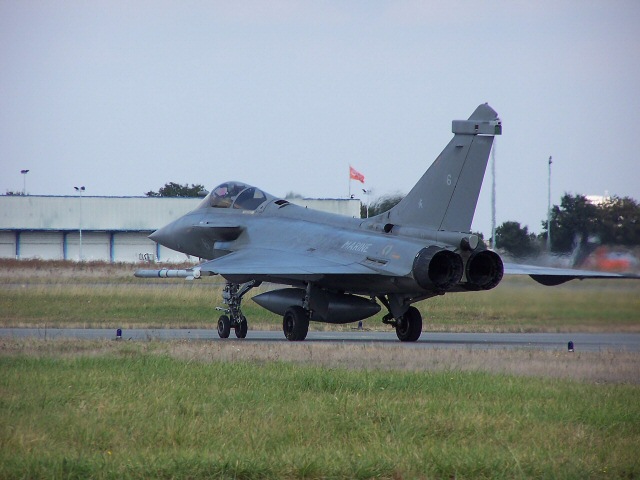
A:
[2,260,640,478]
[1,341,639,479]
[2,259,640,332]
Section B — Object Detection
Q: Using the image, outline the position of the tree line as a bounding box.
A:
[496,194,640,257]
[145,182,207,198]
[362,192,639,256]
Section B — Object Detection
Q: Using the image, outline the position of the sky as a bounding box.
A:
[1,1,639,238]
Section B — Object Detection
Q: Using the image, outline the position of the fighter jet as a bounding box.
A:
[136,104,634,341]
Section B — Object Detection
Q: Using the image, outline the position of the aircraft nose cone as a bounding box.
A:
[149,224,173,248]
[149,229,161,242]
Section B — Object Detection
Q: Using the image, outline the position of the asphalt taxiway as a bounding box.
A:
[1,328,639,352]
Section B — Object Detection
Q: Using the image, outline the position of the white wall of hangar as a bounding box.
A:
[0,229,193,264]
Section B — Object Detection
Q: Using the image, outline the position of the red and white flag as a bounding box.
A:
[349,165,365,184]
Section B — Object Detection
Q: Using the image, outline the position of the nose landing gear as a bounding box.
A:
[216,280,258,339]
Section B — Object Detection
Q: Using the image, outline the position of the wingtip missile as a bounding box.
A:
[134,268,212,279]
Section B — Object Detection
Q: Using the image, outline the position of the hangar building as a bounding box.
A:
[0,195,361,263]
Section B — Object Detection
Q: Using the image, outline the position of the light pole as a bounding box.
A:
[74,186,85,261]
[490,142,496,249]
[20,169,29,195]
[362,188,372,218]
[546,156,552,252]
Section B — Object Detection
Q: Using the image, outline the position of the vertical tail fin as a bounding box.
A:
[384,103,501,232]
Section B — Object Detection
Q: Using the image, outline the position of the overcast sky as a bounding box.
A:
[2,1,639,237]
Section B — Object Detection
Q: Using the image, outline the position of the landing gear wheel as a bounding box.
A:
[234,316,248,339]
[217,315,231,339]
[395,306,422,342]
[283,306,309,341]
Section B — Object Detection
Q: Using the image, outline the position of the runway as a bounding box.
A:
[2,328,639,352]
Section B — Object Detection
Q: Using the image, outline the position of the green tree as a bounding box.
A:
[598,196,640,246]
[284,191,304,199]
[495,221,538,258]
[146,182,207,197]
[362,193,405,218]
[541,193,599,252]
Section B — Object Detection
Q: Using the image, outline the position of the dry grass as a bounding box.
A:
[2,338,638,384]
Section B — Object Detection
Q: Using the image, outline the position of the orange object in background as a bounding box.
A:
[582,246,640,273]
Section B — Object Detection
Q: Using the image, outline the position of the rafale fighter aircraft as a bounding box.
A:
[136,104,634,342]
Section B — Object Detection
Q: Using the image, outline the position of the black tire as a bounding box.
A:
[395,306,422,342]
[217,315,231,339]
[283,306,309,341]
[234,316,248,339]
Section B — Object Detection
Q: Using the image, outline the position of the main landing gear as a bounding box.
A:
[282,306,309,341]
[379,296,423,342]
[391,306,423,342]
[216,281,258,339]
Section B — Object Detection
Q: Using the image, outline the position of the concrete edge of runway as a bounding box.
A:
[2,328,639,352]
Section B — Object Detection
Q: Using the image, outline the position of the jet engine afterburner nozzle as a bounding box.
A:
[464,250,504,290]
[412,246,464,291]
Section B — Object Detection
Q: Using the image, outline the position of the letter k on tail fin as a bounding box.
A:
[385,103,501,232]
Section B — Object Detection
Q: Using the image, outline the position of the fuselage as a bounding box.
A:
[151,197,420,293]
[150,185,503,298]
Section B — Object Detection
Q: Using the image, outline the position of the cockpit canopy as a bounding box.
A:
[198,182,272,211]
